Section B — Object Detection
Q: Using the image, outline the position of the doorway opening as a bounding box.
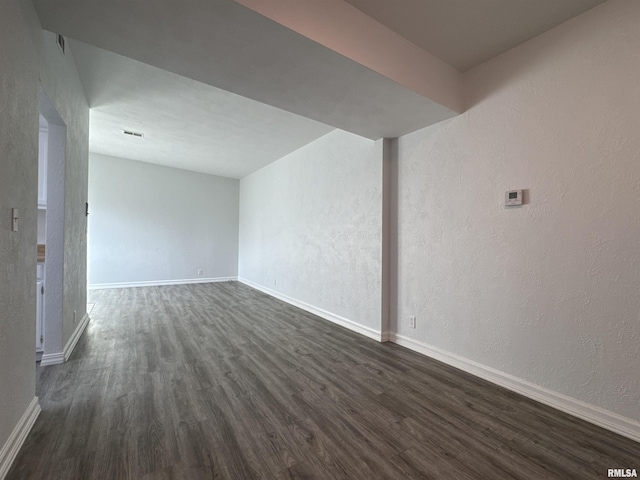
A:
[37,88,67,365]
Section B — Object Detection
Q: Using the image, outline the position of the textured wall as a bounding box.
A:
[0,5,90,455]
[0,0,41,457]
[88,154,239,285]
[239,130,383,334]
[41,120,67,356]
[39,30,90,350]
[396,0,640,422]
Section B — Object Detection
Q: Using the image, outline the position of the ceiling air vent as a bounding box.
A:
[123,130,144,138]
[56,34,65,56]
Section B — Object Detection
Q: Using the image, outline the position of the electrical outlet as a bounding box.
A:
[198,269,204,276]
[409,315,416,329]
[73,310,77,323]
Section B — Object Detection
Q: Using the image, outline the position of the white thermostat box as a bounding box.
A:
[505,189,523,206]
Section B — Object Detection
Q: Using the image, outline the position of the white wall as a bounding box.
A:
[395,0,640,426]
[0,2,90,474]
[40,30,90,356]
[0,0,42,469]
[239,129,383,338]
[88,154,239,286]
[40,111,66,360]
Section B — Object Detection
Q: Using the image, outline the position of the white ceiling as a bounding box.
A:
[34,0,459,139]
[33,0,607,178]
[71,40,334,178]
[344,0,607,72]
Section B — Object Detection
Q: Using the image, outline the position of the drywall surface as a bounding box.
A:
[235,0,462,112]
[40,117,66,358]
[39,30,90,354]
[0,0,41,462]
[239,130,383,334]
[395,0,640,422]
[88,154,239,285]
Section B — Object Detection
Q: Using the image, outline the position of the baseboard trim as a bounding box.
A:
[88,277,238,290]
[39,352,64,367]
[63,313,90,362]
[238,278,383,342]
[0,397,40,480]
[390,333,640,444]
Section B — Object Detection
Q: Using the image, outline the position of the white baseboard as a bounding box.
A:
[39,352,64,367]
[390,333,640,444]
[238,277,384,342]
[88,276,237,290]
[0,397,40,480]
[40,313,91,367]
[64,313,90,362]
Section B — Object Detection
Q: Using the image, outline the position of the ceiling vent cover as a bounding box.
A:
[123,130,144,138]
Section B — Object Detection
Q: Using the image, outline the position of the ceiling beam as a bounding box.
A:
[234,0,462,114]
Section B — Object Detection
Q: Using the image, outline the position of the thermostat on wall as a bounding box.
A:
[505,189,523,206]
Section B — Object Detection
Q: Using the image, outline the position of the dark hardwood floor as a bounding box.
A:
[8,282,638,479]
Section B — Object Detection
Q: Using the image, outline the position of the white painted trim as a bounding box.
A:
[39,352,64,367]
[40,314,90,367]
[238,277,384,342]
[0,397,40,480]
[88,276,238,290]
[63,313,90,362]
[390,333,640,444]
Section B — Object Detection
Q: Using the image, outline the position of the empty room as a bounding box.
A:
[1,0,639,479]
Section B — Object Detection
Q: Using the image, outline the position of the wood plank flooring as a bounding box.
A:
[8,282,639,479]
